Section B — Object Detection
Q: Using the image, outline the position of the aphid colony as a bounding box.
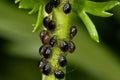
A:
[38,0,77,79]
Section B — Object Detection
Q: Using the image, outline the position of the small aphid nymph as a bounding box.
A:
[54,69,65,79]
[39,30,48,39]
[39,45,45,55]
[42,34,50,45]
[43,16,50,28]
[38,58,46,72]
[70,25,77,39]
[48,20,56,31]
[58,55,67,67]
[49,35,57,47]
[45,2,53,14]
[63,1,71,14]
[42,62,51,75]
[68,41,75,53]
[60,39,68,52]
[43,46,52,59]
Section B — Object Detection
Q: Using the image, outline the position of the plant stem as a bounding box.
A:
[42,4,70,80]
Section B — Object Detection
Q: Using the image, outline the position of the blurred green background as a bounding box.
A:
[0,0,120,80]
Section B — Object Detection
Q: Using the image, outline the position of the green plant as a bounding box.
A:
[14,0,119,80]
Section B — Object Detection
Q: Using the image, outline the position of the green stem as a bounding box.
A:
[42,3,70,80]
[42,47,66,80]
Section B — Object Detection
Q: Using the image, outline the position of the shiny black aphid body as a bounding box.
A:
[38,58,46,71]
[49,35,57,47]
[42,62,51,75]
[70,26,77,39]
[39,45,45,55]
[45,2,53,14]
[48,20,56,31]
[43,46,52,59]
[43,16,50,28]
[54,69,65,79]
[60,39,68,52]
[58,55,67,67]
[63,2,71,14]
[68,41,75,53]
[53,0,60,7]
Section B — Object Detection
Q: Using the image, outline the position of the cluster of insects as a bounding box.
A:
[38,0,77,79]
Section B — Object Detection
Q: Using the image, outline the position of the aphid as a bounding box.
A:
[45,2,53,14]
[39,45,45,55]
[60,39,68,52]
[63,1,71,14]
[54,69,65,79]
[49,35,57,47]
[68,41,75,53]
[43,46,52,59]
[42,62,51,75]
[53,0,60,7]
[39,30,48,39]
[38,58,46,72]
[42,34,50,45]
[58,55,67,67]
[48,20,56,31]
[70,25,77,39]
[43,16,50,28]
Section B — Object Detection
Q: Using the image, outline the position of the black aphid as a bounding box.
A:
[48,20,56,31]
[70,25,77,39]
[54,69,65,79]
[49,35,57,47]
[58,55,67,67]
[60,39,68,52]
[38,58,46,72]
[43,16,50,28]
[63,2,71,14]
[39,45,45,55]
[45,2,53,14]
[39,30,48,39]
[43,46,52,59]
[42,34,50,45]
[42,62,51,75]
[68,41,75,53]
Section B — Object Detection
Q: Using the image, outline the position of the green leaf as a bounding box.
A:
[74,0,119,42]
[79,11,99,43]
[84,1,120,17]
[15,0,43,14]
[28,4,39,14]
[72,0,85,12]
[15,0,47,32]
[32,5,43,32]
